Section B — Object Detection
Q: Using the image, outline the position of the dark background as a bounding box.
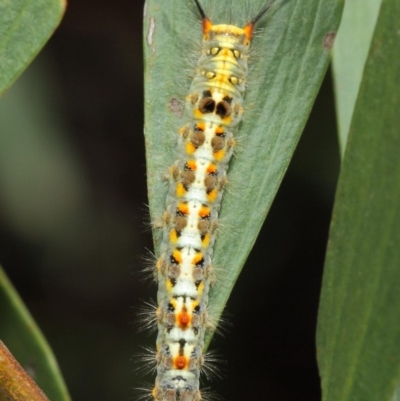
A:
[0,1,340,400]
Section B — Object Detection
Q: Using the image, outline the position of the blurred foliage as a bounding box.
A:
[0,0,69,400]
[0,0,65,94]
[318,1,400,400]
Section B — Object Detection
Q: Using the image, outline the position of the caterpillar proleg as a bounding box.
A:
[148,1,277,400]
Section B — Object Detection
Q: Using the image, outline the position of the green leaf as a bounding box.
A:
[0,0,65,95]
[0,1,68,399]
[317,0,400,400]
[0,267,71,401]
[143,0,343,348]
[332,0,382,154]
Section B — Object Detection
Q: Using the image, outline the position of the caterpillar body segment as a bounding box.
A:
[151,2,274,400]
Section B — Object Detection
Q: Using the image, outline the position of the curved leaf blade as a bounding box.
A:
[0,0,66,95]
[144,0,343,348]
[317,0,400,400]
[0,1,68,399]
[332,0,382,154]
[0,268,71,401]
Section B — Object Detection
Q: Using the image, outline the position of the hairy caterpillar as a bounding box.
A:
[147,1,278,400]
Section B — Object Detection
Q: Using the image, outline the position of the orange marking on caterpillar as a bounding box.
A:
[215,126,224,135]
[196,122,206,131]
[223,115,233,124]
[192,252,204,266]
[186,160,197,170]
[186,142,196,155]
[206,163,217,175]
[217,75,226,86]
[243,22,254,41]
[207,188,218,202]
[172,249,183,264]
[202,17,212,36]
[178,202,189,215]
[177,307,191,328]
[166,279,174,292]
[213,150,225,161]
[176,182,187,197]
[196,281,205,295]
[198,205,210,218]
[201,233,210,247]
[169,229,178,243]
[194,109,205,119]
[174,355,188,370]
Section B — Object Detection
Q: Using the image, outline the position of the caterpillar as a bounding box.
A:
[147,1,278,400]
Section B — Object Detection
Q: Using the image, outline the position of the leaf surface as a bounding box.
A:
[144,0,343,347]
[0,268,71,401]
[0,1,69,400]
[0,0,65,95]
[317,1,400,399]
[332,0,382,153]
